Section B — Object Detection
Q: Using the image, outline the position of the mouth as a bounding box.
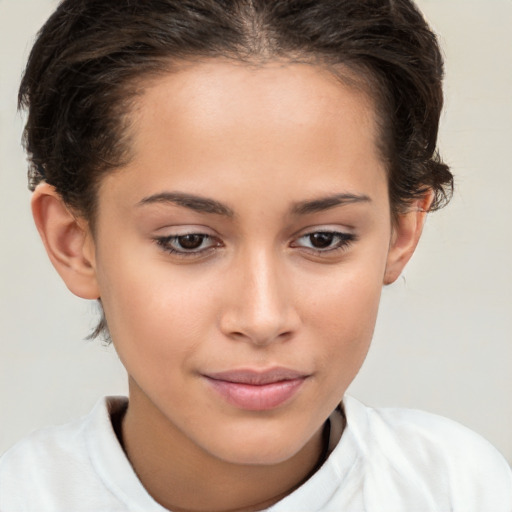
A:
[203,368,309,411]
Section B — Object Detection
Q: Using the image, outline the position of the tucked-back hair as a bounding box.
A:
[20,0,454,340]
[20,0,452,223]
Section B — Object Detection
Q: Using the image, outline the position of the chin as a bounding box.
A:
[200,424,315,467]
[216,445,300,466]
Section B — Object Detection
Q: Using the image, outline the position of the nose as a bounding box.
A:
[219,248,300,346]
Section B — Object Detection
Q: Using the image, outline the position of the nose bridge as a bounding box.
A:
[221,244,297,345]
[248,246,282,317]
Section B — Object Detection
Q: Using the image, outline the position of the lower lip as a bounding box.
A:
[205,377,306,411]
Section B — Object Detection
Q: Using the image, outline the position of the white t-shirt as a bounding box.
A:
[0,396,511,511]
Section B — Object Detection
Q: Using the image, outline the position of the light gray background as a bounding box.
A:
[1,0,511,463]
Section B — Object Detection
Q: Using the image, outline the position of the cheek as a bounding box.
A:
[301,257,386,376]
[316,279,381,352]
[96,252,220,371]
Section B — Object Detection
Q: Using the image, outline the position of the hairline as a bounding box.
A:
[81,54,390,234]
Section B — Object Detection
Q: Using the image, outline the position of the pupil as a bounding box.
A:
[310,232,334,248]
[178,234,204,250]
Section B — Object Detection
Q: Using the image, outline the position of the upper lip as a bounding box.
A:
[204,368,309,385]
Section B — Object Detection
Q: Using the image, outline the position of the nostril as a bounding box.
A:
[224,326,295,346]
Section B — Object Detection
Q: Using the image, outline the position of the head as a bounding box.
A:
[21,0,452,218]
[21,0,453,468]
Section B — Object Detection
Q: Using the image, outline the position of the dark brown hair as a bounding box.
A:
[19,0,453,338]
[20,0,452,217]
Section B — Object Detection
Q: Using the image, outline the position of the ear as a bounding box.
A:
[384,192,433,285]
[31,183,100,299]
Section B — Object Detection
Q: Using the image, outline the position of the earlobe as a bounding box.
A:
[31,183,100,299]
[384,192,433,285]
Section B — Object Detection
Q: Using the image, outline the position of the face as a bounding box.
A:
[84,61,406,465]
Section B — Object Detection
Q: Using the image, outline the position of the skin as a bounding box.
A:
[32,60,429,512]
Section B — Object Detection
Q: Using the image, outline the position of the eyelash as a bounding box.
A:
[154,230,357,258]
[154,234,220,257]
[291,231,357,254]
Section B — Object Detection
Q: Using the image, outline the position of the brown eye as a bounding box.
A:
[292,230,356,253]
[155,233,219,255]
[177,234,206,250]
[309,232,335,249]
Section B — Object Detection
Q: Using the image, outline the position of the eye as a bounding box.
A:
[292,231,356,253]
[154,233,220,255]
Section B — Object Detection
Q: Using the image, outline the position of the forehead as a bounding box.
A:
[100,60,386,210]
[132,59,377,147]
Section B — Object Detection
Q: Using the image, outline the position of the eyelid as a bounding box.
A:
[290,226,357,254]
[152,226,223,258]
[290,224,355,240]
[152,225,357,259]
[153,224,218,236]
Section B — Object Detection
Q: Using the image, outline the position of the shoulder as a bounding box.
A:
[0,397,129,511]
[0,397,125,472]
[0,413,90,478]
[366,399,508,468]
[341,396,512,510]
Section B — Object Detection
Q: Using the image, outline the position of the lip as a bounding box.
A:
[203,368,309,411]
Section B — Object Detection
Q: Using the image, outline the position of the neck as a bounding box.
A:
[119,379,328,512]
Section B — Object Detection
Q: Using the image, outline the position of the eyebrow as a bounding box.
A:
[137,192,234,217]
[292,193,371,215]
[137,191,370,217]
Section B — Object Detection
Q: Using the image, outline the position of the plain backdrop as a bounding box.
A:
[1,0,511,464]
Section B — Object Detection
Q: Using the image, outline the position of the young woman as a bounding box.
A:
[1,1,511,511]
